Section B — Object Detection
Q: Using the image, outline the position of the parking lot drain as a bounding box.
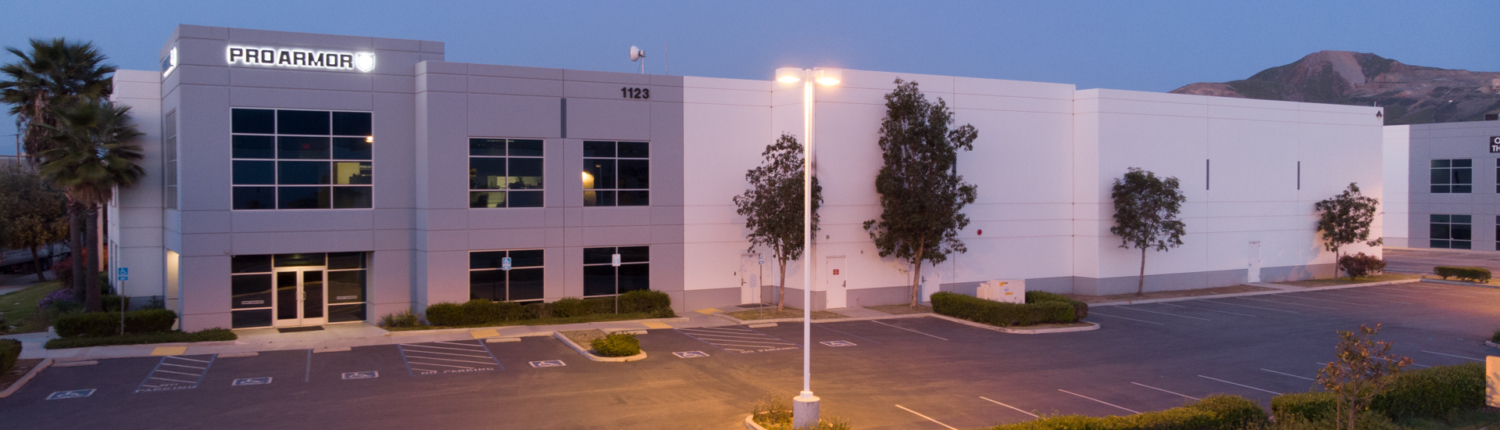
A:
[672,351,709,358]
[232,377,272,386]
[46,389,95,400]
[819,340,856,347]
[530,360,566,368]
[342,371,379,380]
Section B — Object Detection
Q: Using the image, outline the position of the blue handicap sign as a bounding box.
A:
[819,340,856,347]
[672,351,709,359]
[46,389,96,400]
[117,267,128,281]
[232,377,272,386]
[501,257,512,271]
[341,371,379,380]
[529,360,566,368]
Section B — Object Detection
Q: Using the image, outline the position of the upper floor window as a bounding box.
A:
[164,111,178,209]
[231,109,373,210]
[469,138,543,208]
[1430,214,1471,249]
[1431,159,1471,193]
[583,141,649,206]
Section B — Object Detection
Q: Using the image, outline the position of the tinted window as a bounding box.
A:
[332,112,372,136]
[279,137,330,159]
[618,191,649,206]
[233,161,275,185]
[583,159,615,189]
[232,135,275,158]
[279,161,330,185]
[233,187,276,210]
[469,270,503,301]
[509,268,544,301]
[231,309,272,328]
[583,141,615,157]
[332,137,372,160]
[509,140,543,156]
[274,253,326,267]
[328,252,365,270]
[618,141,648,158]
[231,255,272,273]
[584,190,615,207]
[583,247,615,265]
[509,191,543,208]
[470,138,506,156]
[279,187,330,209]
[471,251,506,269]
[618,246,650,263]
[510,250,545,267]
[470,158,506,189]
[619,160,649,189]
[618,264,650,293]
[509,158,543,189]
[583,265,616,296]
[232,109,274,134]
[333,187,372,209]
[328,271,365,303]
[328,304,365,323]
[231,274,272,308]
[277,110,330,135]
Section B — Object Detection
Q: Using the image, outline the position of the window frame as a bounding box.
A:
[467,138,545,208]
[230,108,375,210]
[164,110,178,210]
[468,249,546,303]
[1430,214,1472,249]
[1430,159,1472,194]
[582,141,650,207]
[581,246,650,297]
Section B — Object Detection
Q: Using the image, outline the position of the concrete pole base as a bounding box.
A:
[792,392,820,428]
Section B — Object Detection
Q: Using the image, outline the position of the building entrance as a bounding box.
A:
[274,268,327,327]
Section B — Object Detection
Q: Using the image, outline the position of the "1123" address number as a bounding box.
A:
[621,87,650,99]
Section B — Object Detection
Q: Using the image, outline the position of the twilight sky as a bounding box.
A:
[2,0,1498,155]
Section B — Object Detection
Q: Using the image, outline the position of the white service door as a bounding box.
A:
[1247,241,1262,283]
[826,256,846,309]
[740,254,761,305]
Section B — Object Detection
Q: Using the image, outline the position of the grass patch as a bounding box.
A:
[0,358,44,391]
[386,312,659,331]
[723,307,847,321]
[44,329,237,349]
[1278,273,1420,288]
[1064,284,1275,303]
[0,281,63,333]
[868,304,933,315]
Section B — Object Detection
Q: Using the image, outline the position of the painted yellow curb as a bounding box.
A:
[150,346,187,356]
[694,308,720,315]
[470,329,499,339]
[640,321,672,329]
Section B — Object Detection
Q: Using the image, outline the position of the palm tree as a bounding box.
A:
[39,99,143,312]
[1,38,115,302]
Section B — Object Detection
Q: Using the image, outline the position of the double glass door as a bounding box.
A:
[275,269,325,327]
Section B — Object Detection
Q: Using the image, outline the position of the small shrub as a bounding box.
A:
[53,309,176,338]
[523,302,549,319]
[0,339,20,374]
[549,298,588,318]
[1370,362,1484,421]
[619,290,673,313]
[1433,266,1491,283]
[52,257,73,288]
[101,295,130,312]
[36,287,74,311]
[424,303,465,326]
[1273,392,1336,424]
[590,333,641,357]
[582,297,615,314]
[986,395,1267,430]
[932,292,1082,327]
[1491,328,1500,344]
[750,396,853,430]
[143,296,166,310]
[379,310,422,328]
[1338,253,1386,279]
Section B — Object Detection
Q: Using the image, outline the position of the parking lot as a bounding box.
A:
[2,281,1497,430]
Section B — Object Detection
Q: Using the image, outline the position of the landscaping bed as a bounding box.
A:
[932,291,1087,327]
[560,329,607,348]
[1064,284,1273,303]
[750,396,850,430]
[724,307,847,321]
[393,290,677,331]
[1272,362,1488,429]
[388,312,662,331]
[0,281,63,333]
[44,328,237,349]
[867,304,931,315]
[0,358,44,393]
[1277,273,1420,288]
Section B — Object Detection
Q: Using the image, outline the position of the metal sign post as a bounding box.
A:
[612,253,621,314]
[117,267,129,335]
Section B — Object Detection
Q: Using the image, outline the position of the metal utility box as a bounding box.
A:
[977,280,1025,304]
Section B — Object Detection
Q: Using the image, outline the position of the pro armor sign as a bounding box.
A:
[227,46,375,72]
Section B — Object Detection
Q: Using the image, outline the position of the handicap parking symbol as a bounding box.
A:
[46,389,96,400]
[529,360,566,368]
[672,351,709,358]
[342,371,379,380]
[819,340,857,347]
[232,377,273,386]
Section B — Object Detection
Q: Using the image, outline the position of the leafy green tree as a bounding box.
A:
[734,134,823,312]
[0,164,68,282]
[1315,183,1382,280]
[39,99,143,312]
[1,38,115,301]
[1110,168,1187,295]
[863,79,978,307]
[1316,324,1412,430]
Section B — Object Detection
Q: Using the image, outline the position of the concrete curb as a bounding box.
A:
[1485,341,1500,349]
[0,358,52,398]
[552,332,647,362]
[744,415,767,430]
[1421,279,1500,290]
[1088,278,1423,307]
[385,316,689,337]
[927,313,1101,334]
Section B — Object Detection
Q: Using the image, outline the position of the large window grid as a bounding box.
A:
[1430,159,1472,193]
[229,252,368,328]
[469,250,544,302]
[583,246,650,297]
[231,109,373,210]
[1430,214,1472,250]
[583,141,649,206]
[164,111,178,209]
[468,138,544,208]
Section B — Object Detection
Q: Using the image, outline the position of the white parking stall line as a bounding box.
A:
[1058,389,1141,414]
[405,355,503,366]
[399,344,492,353]
[1302,290,1407,304]
[815,324,883,344]
[979,396,1039,418]
[1197,300,1300,314]
[1130,382,1200,401]
[136,355,217,393]
[146,376,198,384]
[1197,375,1282,395]
[1234,296,1338,310]
[1370,285,1476,298]
[870,320,949,341]
[1261,368,1315,381]
[685,333,792,341]
[1087,311,1164,325]
[1156,302,1258,317]
[168,356,212,363]
[399,348,505,360]
[159,363,207,370]
[1277,294,1379,307]
[894,405,958,430]
[398,340,502,375]
[1422,350,1483,362]
[676,327,800,353]
[1115,306,1212,321]
[152,369,207,377]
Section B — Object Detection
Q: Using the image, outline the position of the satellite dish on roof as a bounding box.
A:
[630,46,646,74]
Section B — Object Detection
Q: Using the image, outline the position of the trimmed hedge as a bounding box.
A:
[424,290,676,327]
[931,291,1086,327]
[591,333,641,357]
[1434,266,1491,283]
[54,309,177,338]
[44,328,236,349]
[987,395,1266,430]
[1273,363,1486,424]
[0,339,20,374]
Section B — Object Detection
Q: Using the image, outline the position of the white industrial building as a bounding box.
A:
[106,25,1385,331]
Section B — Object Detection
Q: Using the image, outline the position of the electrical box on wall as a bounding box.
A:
[978,280,1025,304]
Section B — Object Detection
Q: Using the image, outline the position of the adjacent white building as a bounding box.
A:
[107,25,1385,331]
[1382,118,1500,251]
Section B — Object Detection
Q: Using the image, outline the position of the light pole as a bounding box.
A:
[774,67,840,428]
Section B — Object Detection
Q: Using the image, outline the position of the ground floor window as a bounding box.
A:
[582,246,649,297]
[230,252,367,328]
[1430,214,1471,250]
[469,250,544,302]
